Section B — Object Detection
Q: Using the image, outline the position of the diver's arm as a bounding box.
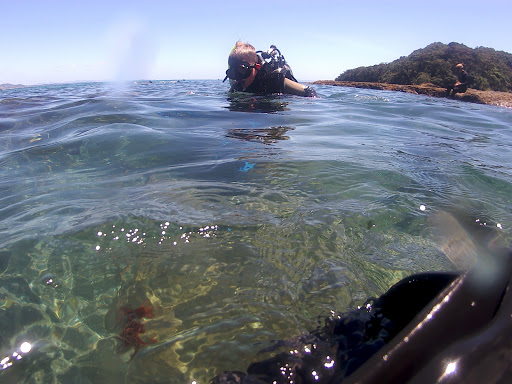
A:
[283,78,316,97]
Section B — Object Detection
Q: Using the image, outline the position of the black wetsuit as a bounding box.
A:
[447,69,468,96]
[229,63,294,95]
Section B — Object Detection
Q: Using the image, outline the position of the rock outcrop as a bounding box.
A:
[313,81,512,108]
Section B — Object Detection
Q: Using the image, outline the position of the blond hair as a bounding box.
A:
[228,41,258,67]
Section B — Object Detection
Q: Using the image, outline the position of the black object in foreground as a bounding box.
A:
[211,247,512,384]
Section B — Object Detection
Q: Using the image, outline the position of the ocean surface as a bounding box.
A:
[0,80,511,383]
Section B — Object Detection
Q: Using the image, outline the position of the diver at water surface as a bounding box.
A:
[224,41,316,97]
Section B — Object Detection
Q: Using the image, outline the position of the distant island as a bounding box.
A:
[0,83,28,90]
[315,42,512,108]
[336,42,512,92]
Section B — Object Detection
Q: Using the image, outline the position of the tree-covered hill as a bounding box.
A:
[335,42,512,92]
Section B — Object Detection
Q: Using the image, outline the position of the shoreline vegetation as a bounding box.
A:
[318,42,512,108]
[313,80,512,108]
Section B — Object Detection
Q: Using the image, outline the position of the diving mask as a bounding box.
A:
[223,62,260,82]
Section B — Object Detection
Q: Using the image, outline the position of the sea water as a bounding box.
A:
[0,80,511,383]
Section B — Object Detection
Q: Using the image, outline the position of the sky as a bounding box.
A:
[2,0,511,85]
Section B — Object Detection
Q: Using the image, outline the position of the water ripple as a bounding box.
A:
[0,81,511,383]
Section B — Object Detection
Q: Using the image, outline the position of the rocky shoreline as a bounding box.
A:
[313,80,512,108]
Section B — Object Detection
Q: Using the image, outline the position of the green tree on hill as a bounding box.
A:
[336,42,512,92]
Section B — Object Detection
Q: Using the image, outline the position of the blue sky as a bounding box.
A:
[2,0,511,85]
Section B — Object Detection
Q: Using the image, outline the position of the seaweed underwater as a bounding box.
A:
[116,301,157,359]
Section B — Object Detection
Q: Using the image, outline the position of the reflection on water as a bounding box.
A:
[226,93,290,113]
[226,126,294,144]
[0,80,511,383]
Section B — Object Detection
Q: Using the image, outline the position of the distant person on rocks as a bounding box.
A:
[224,41,316,97]
[446,63,468,97]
